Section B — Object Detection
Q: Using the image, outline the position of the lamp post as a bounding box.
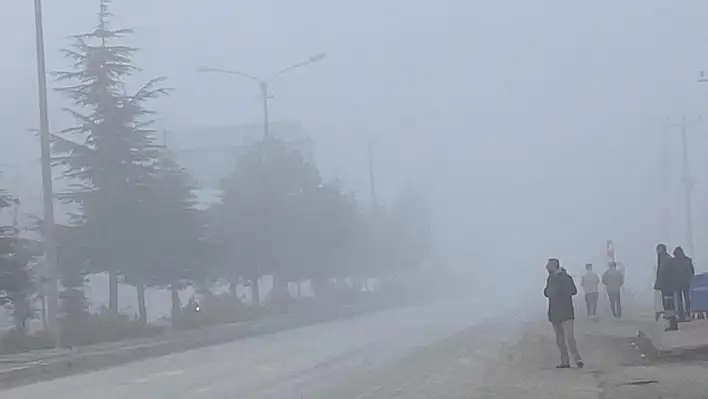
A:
[197,54,325,140]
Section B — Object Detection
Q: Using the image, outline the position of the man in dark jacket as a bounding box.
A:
[655,244,679,331]
[602,261,624,319]
[673,246,695,321]
[544,258,583,368]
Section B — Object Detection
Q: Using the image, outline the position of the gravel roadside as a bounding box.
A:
[319,313,657,398]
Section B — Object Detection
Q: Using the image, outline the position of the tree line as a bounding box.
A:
[0,0,432,337]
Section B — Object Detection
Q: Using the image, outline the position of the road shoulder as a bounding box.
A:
[486,314,708,399]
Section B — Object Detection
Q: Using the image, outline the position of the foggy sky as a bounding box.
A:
[3,0,708,283]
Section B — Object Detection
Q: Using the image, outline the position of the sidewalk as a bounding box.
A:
[247,302,707,398]
[472,319,611,399]
[600,362,708,399]
[335,316,628,398]
[638,318,708,357]
[477,310,708,399]
[601,315,708,399]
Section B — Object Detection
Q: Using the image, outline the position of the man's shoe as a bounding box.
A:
[556,364,571,369]
[577,361,584,369]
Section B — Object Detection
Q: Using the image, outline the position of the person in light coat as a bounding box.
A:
[581,263,599,317]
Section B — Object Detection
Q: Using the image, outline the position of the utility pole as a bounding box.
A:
[660,121,672,244]
[667,116,700,257]
[680,116,696,258]
[368,139,379,208]
[33,0,60,347]
[260,82,270,139]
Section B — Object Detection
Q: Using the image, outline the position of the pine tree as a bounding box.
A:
[56,224,90,327]
[297,181,361,284]
[390,184,432,273]
[127,150,204,324]
[53,0,169,313]
[218,138,320,304]
[0,178,35,333]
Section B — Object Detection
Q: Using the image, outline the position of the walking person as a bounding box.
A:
[602,262,624,319]
[655,244,679,331]
[654,286,664,321]
[544,258,584,369]
[653,260,664,321]
[581,263,599,317]
[673,246,695,321]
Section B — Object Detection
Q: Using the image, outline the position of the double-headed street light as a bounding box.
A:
[197,53,325,140]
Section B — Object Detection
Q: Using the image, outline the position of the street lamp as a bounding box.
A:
[197,53,326,139]
[32,0,60,347]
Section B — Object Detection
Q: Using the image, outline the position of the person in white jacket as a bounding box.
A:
[581,263,600,317]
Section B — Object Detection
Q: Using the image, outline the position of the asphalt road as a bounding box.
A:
[3,297,525,399]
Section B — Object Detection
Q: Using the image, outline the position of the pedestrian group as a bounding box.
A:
[543,244,695,369]
[654,244,695,331]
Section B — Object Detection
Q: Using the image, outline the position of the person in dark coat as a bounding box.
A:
[544,258,584,368]
[655,244,679,331]
[673,246,695,321]
[602,261,625,319]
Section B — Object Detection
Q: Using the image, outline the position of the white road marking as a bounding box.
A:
[192,384,219,394]
[355,383,385,399]
[155,369,185,377]
[122,369,184,385]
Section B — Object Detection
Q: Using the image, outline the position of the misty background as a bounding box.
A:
[3,0,708,301]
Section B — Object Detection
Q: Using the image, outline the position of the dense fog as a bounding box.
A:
[4,2,708,398]
[2,0,708,332]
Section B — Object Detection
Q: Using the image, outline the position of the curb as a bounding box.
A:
[636,329,659,360]
[636,326,708,359]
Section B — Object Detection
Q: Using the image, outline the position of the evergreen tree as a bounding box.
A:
[304,182,361,282]
[127,150,204,324]
[52,0,169,313]
[56,224,90,327]
[217,138,320,304]
[0,179,35,333]
[390,184,432,273]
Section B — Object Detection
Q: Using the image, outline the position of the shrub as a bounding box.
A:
[59,309,163,348]
[174,294,255,329]
[0,329,55,354]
